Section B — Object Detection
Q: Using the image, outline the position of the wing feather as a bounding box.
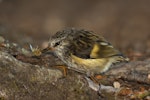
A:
[68,30,123,59]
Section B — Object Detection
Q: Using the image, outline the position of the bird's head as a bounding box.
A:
[47,30,72,57]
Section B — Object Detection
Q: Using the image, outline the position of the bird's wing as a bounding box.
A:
[69,30,123,59]
[90,41,122,58]
[69,30,97,59]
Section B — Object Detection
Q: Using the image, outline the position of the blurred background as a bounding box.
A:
[0,0,150,60]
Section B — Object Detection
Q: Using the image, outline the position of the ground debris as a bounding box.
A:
[0,36,150,100]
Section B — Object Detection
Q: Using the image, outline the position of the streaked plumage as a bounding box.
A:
[46,28,129,75]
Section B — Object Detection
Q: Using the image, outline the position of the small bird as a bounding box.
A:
[43,28,129,76]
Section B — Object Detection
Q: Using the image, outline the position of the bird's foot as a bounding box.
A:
[54,65,68,77]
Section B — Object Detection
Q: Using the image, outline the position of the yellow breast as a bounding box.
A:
[71,54,110,73]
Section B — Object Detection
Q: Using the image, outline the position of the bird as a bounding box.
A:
[42,28,129,77]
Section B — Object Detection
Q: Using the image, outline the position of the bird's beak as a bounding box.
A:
[41,46,55,53]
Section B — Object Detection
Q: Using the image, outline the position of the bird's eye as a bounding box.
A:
[54,42,60,47]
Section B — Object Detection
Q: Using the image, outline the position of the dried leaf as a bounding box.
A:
[119,88,133,96]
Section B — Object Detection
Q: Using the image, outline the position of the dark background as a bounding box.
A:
[0,0,150,59]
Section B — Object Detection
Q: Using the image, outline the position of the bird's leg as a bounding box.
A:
[86,72,99,84]
[54,65,68,77]
[87,73,105,84]
[89,76,99,84]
